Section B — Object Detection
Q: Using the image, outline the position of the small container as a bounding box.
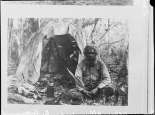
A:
[46,82,54,98]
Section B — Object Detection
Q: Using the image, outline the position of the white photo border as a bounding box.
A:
[1,0,150,114]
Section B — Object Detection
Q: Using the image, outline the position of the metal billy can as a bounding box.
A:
[46,82,54,98]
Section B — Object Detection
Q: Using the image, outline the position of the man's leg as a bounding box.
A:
[63,88,83,105]
[100,85,116,103]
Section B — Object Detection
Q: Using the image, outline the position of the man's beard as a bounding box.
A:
[87,58,96,67]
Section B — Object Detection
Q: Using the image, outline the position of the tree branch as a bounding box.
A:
[97,21,120,42]
[98,39,124,47]
[89,18,99,43]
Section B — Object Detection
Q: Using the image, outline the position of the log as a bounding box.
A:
[8,93,39,104]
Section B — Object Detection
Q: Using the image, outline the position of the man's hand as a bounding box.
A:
[98,83,107,89]
[79,88,91,96]
[83,90,92,96]
[78,87,84,91]
[90,87,98,94]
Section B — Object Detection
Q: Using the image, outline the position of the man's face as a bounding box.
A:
[85,52,97,63]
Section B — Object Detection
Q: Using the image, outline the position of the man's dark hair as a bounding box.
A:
[83,45,97,56]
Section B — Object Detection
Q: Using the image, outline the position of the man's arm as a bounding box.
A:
[97,60,111,89]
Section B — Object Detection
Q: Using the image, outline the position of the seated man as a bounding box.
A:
[65,45,115,104]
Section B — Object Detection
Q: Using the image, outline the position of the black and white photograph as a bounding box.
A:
[1,0,154,114]
[7,18,129,106]
[4,0,133,5]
